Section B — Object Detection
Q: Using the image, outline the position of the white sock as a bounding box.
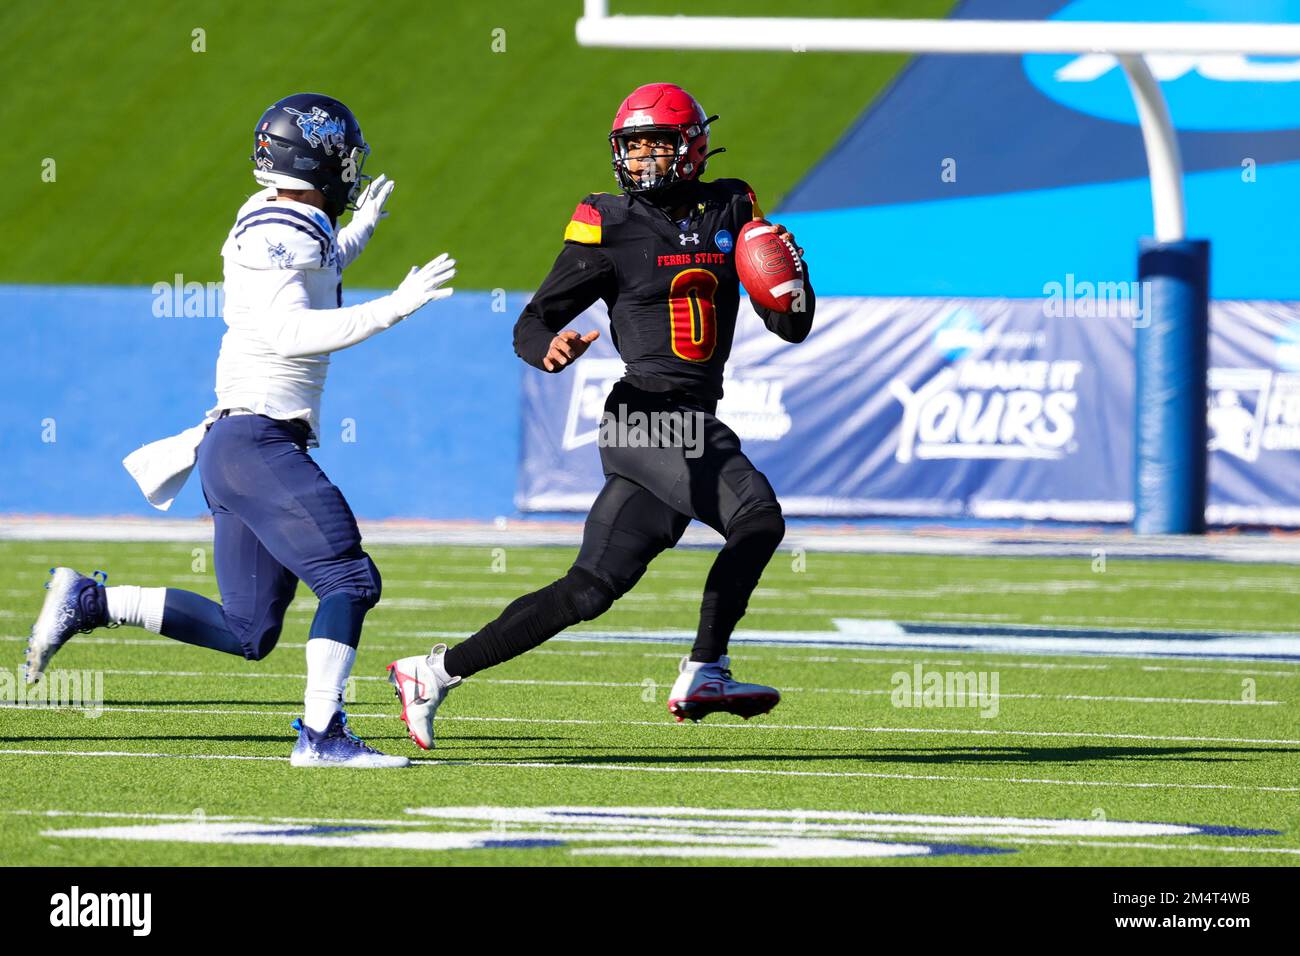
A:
[304,639,356,732]
[104,586,166,633]
[430,650,453,686]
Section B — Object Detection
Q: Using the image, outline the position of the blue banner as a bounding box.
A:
[518,297,1300,527]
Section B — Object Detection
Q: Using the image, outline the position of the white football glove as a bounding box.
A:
[390,253,456,318]
[350,173,396,236]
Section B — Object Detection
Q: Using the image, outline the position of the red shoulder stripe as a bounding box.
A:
[570,201,602,226]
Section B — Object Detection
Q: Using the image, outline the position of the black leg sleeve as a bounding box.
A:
[444,474,688,680]
[691,509,785,663]
[443,567,614,679]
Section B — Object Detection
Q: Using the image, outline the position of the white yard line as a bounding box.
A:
[808,580,1297,597]
[0,748,285,762]
[530,649,1117,671]
[9,517,1300,563]
[9,808,1295,856]
[2,808,433,827]
[8,626,1297,664]
[2,703,1296,746]
[1141,663,1300,678]
[439,760,1300,792]
[976,836,1300,856]
[13,667,1284,706]
[0,747,1294,792]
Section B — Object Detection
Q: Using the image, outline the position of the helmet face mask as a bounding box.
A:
[251,93,370,219]
[611,128,688,194]
[340,143,372,210]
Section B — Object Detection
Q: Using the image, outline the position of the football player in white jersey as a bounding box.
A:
[26,93,454,768]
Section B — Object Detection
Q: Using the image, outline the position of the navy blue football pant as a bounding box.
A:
[159,414,381,660]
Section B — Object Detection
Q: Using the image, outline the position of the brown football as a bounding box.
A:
[736,220,804,313]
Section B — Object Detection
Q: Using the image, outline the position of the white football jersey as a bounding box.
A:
[212,189,344,444]
[123,189,403,510]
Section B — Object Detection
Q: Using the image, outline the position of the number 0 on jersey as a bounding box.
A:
[668,268,719,362]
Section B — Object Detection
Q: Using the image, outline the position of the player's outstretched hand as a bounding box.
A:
[351,173,396,235]
[391,253,456,318]
[544,329,600,372]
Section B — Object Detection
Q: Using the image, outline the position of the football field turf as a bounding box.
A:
[1,0,953,291]
[1,540,1297,866]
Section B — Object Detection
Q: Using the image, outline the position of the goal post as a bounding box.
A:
[576,2,1300,534]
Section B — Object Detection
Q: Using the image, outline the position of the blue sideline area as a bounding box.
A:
[0,286,523,519]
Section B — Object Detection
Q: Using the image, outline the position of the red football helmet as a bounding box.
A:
[610,83,723,194]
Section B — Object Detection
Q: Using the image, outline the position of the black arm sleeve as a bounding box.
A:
[513,243,617,371]
[753,260,816,343]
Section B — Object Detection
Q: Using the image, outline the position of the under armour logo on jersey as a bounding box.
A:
[679,232,700,246]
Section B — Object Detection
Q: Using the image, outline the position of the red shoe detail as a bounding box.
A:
[386,662,431,750]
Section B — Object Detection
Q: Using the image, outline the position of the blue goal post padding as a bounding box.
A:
[1135,239,1211,535]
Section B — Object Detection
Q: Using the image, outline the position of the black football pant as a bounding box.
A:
[443,381,785,679]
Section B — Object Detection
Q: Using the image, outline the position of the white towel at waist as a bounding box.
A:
[121,418,214,512]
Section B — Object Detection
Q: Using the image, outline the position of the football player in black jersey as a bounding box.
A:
[388,83,815,748]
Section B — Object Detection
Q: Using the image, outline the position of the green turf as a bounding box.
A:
[0,540,1296,866]
[1,0,951,290]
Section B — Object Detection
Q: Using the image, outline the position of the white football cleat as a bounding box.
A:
[387,643,462,750]
[667,655,780,722]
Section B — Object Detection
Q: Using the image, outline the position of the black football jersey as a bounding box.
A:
[513,178,815,401]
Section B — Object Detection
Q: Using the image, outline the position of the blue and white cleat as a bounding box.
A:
[289,712,410,768]
[25,567,112,684]
[387,643,462,750]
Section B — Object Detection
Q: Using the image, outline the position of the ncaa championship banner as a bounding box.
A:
[516,297,1300,526]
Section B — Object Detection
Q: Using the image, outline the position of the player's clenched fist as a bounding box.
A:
[543,329,600,372]
[390,253,456,318]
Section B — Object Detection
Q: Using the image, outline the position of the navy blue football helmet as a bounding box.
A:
[251,93,370,219]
